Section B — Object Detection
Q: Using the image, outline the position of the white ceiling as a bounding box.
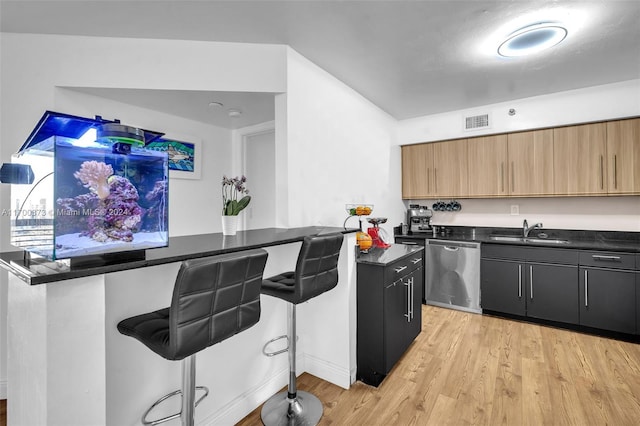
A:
[1,0,639,129]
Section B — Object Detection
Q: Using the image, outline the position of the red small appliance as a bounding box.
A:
[367,217,391,248]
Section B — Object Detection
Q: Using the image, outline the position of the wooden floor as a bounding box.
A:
[238,305,640,425]
[1,399,5,426]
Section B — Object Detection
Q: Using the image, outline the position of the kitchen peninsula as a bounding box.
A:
[0,227,357,425]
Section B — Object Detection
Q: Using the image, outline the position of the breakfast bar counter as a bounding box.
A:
[0,226,357,285]
[1,227,358,425]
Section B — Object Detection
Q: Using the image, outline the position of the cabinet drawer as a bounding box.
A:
[579,251,636,270]
[395,237,426,246]
[385,253,423,283]
[527,247,578,265]
[482,244,529,261]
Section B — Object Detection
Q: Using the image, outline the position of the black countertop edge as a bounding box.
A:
[394,226,640,253]
[356,244,424,266]
[0,227,358,285]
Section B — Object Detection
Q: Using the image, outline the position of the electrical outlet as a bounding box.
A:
[510,205,519,215]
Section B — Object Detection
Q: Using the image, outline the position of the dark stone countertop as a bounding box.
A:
[0,226,357,285]
[356,243,424,266]
[394,226,640,253]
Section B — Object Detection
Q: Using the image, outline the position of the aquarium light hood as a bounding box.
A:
[17,111,165,153]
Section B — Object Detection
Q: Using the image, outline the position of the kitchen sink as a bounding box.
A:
[489,236,570,244]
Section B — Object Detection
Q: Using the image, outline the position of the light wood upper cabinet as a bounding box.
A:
[508,129,554,196]
[401,117,638,200]
[467,135,508,197]
[553,122,607,195]
[606,118,640,194]
[401,143,433,198]
[432,139,469,198]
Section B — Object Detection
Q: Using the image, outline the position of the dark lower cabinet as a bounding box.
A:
[527,263,579,324]
[483,245,639,336]
[481,245,579,325]
[579,267,636,334]
[480,258,525,316]
[357,247,423,387]
[383,267,422,372]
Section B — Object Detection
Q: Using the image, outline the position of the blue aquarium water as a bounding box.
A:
[11,135,168,260]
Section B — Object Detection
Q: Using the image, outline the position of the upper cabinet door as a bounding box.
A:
[607,118,640,194]
[553,123,607,195]
[432,139,469,198]
[401,143,433,199]
[508,129,554,196]
[467,135,508,197]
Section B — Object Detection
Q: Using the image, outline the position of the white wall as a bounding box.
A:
[283,47,402,229]
[397,80,640,231]
[282,47,399,385]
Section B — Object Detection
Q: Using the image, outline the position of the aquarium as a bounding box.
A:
[9,111,169,261]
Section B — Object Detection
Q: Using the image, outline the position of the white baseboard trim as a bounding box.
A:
[304,353,351,390]
[201,367,288,426]
[0,379,6,399]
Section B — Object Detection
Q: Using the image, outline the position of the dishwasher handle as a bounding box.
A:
[428,240,480,249]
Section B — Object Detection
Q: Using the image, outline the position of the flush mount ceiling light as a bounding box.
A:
[227,108,242,117]
[498,23,568,57]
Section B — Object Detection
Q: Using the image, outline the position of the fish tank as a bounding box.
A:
[8,111,169,261]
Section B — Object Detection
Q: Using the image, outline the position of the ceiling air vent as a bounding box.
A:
[464,113,490,131]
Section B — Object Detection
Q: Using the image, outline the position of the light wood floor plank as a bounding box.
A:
[237,305,640,426]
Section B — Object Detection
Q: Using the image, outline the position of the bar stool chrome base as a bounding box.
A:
[260,390,323,426]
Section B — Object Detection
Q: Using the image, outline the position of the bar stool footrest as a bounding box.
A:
[262,335,298,357]
[142,386,209,426]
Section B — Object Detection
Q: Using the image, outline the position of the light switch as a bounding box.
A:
[510,205,519,215]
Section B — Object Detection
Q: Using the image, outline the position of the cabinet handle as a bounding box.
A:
[501,162,505,192]
[410,257,422,264]
[591,255,621,262]
[394,265,408,273]
[584,270,588,307]
[600,155,604,190]
[410,277,415,320]
[402,242,418,245]
[529,265,533,300]
[511,161,515,193]
[404,279,411,322]
[614,155,617,189]
[518,264,522,298]
[434,169,438,192]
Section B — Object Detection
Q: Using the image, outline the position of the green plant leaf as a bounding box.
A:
[235,195,251,213]
[225,200,237,215]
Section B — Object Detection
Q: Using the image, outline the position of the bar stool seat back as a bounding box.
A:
[261,233,343,304]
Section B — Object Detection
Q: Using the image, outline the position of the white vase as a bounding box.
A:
[221,215,239,236]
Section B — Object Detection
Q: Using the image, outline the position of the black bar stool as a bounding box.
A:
[260,233,344,426]
[117,249,268,426]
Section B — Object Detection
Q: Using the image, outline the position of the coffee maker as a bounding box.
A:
[407,204,433,233]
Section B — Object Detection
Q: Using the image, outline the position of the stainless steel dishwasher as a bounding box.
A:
[425,239,481,314]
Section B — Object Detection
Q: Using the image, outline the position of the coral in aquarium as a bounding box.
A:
[73,160,113,200]
[87,175,143,242]
[57,169,144,243]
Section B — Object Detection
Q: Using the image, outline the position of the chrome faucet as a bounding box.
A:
[523,219,543,238]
